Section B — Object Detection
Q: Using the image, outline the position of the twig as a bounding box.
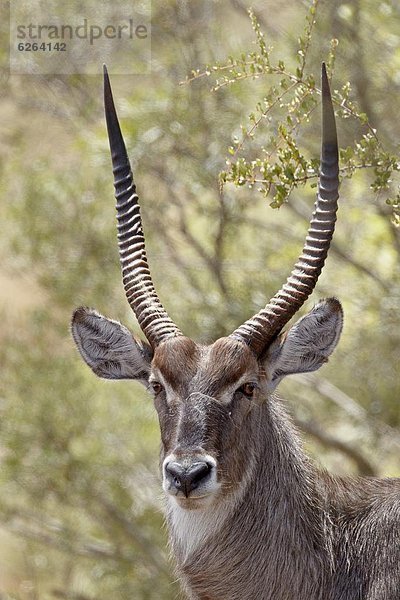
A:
[298,374,400,448]
[95,496,170,578]
[295,417,376,476]
[287,198,389,292]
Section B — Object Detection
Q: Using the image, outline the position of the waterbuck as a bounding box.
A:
[71,64,400,599]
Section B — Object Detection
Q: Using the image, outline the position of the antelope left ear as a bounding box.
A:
[264,298,343,391]
[71,307,153,383]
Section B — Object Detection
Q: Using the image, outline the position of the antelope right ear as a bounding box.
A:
[71,307,153,383]
[263,298,343,391]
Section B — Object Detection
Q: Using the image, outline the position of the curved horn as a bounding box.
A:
[103,65,182,348]
[231,63,339,355]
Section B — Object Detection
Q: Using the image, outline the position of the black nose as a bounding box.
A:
[165,461,212,497]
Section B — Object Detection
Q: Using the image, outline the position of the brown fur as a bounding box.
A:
[153,337,200,390]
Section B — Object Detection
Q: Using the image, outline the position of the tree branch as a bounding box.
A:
[94,496,170,578]
[287,199,390,291]
[297,373,400,449]
[295,417,377,476]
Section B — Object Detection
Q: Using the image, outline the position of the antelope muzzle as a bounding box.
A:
[163,454,219,502]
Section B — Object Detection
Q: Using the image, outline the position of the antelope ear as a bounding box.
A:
[264,298,343,391]
[71,307,153,383]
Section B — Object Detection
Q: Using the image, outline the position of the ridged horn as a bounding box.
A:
[231,63,339,355]
[103,64,183,348]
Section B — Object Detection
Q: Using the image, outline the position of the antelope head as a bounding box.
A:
[72,64,343,511]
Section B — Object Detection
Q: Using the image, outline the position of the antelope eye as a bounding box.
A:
[239,382,257,398]
[150,381,163,395]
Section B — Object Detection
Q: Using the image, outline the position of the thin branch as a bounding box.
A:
[213,190,231,294]
[94,496,170,578]
[228,0,278,34]
[375,203,400,258]
[153,215,206,295]
[297,0,319,79]
[4,521,118,561]
[231,81,297,160]
[0,502,165,572]
[298,374,400,448]
[178,207,229,299]
[287,198,389,292]
[146,164,230,298]
[243,208,389,292]
[295,417,377,476]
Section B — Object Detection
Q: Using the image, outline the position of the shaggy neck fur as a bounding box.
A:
[166,399,400,600]
[166,399,334,600]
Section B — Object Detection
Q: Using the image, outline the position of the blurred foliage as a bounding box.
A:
[186,1,400,221]
[0,0,399,598]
